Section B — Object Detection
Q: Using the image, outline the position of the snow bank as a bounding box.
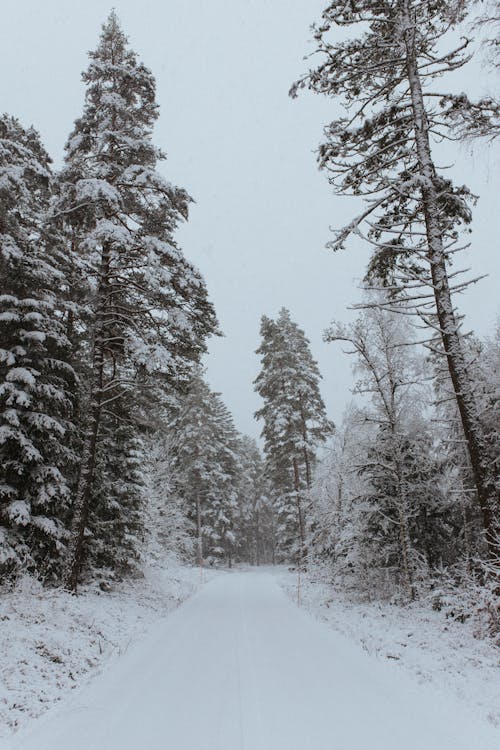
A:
[0,563,205,739]
[276,568,500,727]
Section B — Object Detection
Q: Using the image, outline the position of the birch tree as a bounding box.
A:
[326,302,425,598]
[291,0,499,560]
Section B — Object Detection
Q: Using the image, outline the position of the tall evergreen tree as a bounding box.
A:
[254,308,333,561]
[0,115,76,581]
[55,12,217,590]
[291,0,499,561]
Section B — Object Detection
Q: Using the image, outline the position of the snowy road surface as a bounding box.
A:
[5,571,498,750]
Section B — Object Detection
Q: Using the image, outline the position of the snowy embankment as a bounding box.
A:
[0,563,205,739]
[276,569,500,728]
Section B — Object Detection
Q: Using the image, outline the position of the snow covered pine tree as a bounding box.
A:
[0,115,76,581]
[255,309,333,562]
[291,0,500,561]
[234,435,275,565]
[54,12,217,590]
[172,373,240,567]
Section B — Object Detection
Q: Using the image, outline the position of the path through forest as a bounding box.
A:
[5,571,498,750]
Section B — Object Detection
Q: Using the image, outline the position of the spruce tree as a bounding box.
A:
[0,115,76,581]
[254,308,333,561]
[291,0,499,561]
[55,12,217,590]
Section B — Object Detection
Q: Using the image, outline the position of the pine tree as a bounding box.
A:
[291,1,499,560]
[172,374,215,567]
[54,13,217,590]
[172,373,239,566]
[0,115,76,581]
[204,393,240,565]
[234,436,275,565]
[254,308,333,562]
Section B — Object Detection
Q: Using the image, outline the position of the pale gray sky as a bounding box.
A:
[1,0,498,439]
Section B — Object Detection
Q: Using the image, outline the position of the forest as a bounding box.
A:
[0,5,499,741]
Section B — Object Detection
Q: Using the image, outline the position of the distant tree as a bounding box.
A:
[234,436,275,565]
[54,12,217,590]
[171,375,214,567]
[141,429,194,567]
[291,1,499,560]
[172,373,240,566]
[307,405,372,587]
[0,115,76,582]
[254,308,333,562]
[204,393,241,565]
[306,414,353,568]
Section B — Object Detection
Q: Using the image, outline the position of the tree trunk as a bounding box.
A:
[293,457,306,565]
[402,1,499,561]
[65,398,102,591]
[299,400,312,491]
[196,491,203,569]
[395,454,416,600]
[65,242,111,592]
[463,497,472,576]
[255,506,261,566]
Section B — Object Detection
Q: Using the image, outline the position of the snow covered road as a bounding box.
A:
[5,570,498,750]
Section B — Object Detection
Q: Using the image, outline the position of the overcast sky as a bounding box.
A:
[1,0,498,440]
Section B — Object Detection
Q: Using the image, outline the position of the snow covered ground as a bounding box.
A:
[0,562,205,740]
[1,569,498,750]
[276,568,500,728]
